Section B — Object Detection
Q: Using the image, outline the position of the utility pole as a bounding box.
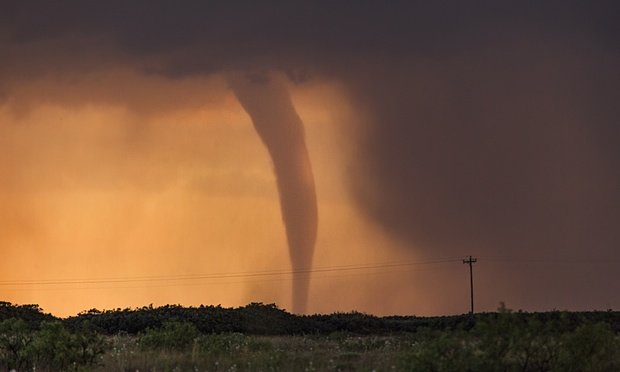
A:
[463,255,477,315]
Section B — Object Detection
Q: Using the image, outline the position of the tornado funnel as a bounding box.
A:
[229,73,318,314]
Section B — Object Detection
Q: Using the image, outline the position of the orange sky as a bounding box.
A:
[1,74,457,317]
[3,2,619,318]
[2,69,617,317]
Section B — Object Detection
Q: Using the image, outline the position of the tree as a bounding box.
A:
[0,318,34,371]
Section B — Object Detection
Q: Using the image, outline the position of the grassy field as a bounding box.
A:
[100,333,411,371]
[97,325,620,371]
[2,302,620,371]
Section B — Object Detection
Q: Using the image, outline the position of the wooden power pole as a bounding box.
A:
[463,255,477,315]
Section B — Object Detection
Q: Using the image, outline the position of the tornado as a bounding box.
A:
[229,73,318,314]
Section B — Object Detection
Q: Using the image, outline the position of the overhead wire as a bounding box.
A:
[0,264,458,292]
[2,256,616,292]
[0,257,462,287]
[477,256,620,264]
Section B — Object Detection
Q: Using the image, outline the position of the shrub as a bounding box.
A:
[557,322,620,372]
[400,328,478,372]
[72,321,107,367]
[16,320,108,371]
[29,321,78,371]
[0,318,34,371]
[139,321,199,351]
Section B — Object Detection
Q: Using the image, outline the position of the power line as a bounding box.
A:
[478,256,620,264]
[0,264,458,292]
[0,257,462,287]
[6,255,614,296]
[3,256,614,287]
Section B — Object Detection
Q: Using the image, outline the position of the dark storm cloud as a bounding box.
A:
[346,49,620,257]
[4,1,618,75]
[3,1,620,307]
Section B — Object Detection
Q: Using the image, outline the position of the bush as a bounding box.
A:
[71,321,108,367]
[400,304,620,372]
[29,321,79,371]
[557,322,620,372]
[400,328,478,372]
[0,318,34,371]
[0,319,108,371]
[139,321,199,351]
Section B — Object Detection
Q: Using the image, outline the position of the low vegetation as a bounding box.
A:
[1,301,619,371]
[0,318,106,371]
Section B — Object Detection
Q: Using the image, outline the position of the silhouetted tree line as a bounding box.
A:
[0,302,55,328]
[64,303,484,335]
[2,300,620,336]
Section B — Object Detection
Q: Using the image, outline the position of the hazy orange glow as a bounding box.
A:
[3,1,620,321]
[0,74,453,317]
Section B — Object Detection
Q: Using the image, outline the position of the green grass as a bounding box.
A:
[3,302,620,371]
[98,333,411,371]
[93,318,620,371]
